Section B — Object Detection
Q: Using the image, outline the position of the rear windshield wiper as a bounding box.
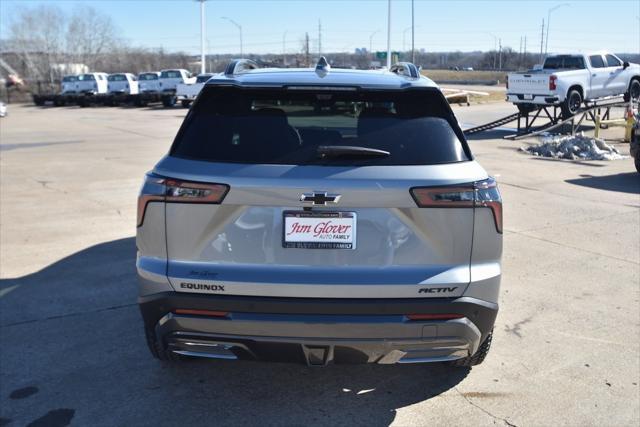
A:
[317,145,390,159]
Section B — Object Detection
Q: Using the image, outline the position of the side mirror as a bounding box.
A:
[623,61,630,69]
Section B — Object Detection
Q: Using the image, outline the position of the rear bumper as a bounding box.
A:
[507,93,560,105]
[139,292,498,365]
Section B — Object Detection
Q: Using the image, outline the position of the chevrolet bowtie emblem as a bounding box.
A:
[300,192,341,206]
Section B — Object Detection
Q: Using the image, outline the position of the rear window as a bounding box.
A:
[78,74,95,81]
[161,70,182,78]
[605,54,621,67]
[589,55,606,68]
[170,88,469,166]
[108,74,127,81]
[196,74,213,83]
[139,73,158,80]
[543,56,585,70]
[62,76,77,82]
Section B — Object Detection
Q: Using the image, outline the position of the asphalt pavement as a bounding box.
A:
[0,102,638,426]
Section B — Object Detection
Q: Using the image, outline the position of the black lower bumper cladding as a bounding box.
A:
[139,292,498,338]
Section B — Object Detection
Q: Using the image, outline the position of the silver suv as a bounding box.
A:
[137,59,502,366]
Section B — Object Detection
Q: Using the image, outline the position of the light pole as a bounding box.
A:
[369,29,380,58]
[386,0,392,68]
[545,3,570,56]
[196,0,206,74]
[222,16,243,56]
[403,25,420,55]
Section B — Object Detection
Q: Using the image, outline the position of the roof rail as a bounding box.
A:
[224,59,260,76]
[389,62,421,78]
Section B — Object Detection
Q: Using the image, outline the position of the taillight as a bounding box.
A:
[137,173,229,227]
[475,177,503,233]
[407,313,464,321]
[549,75,557,91]
[410,177,502,233]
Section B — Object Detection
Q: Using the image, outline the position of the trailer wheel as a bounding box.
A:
[162,95,177,108]
[561,89,582,119]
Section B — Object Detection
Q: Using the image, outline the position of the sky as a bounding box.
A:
[1,0,639,55]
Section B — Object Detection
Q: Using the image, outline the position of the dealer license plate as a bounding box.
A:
[283,211,356,249]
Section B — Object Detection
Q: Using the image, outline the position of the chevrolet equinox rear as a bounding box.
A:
[137,59,502,366]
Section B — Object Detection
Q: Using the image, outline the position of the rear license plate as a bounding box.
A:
[524,94,533,100]
[283,211,356,249]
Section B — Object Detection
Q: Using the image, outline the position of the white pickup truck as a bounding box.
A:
[507,52,640,117]
[158,69,195,107]
[175,73,214,107]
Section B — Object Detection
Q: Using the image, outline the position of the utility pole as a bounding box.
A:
[524,36,527,68]
[519,36,522,69]
[539,19,545,64]
[282,31,287,66]
[305,32,310,67]
[498,38,502,70]
[411,0,415,63]
[318,20,322,56]
[386,0,392,68]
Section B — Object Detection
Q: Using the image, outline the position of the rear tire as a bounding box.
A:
[449,329,493,367]
[517,103,537,115]
[181,100,192,108]
[144,327,184,362]
[561,89,582,119]
[162,95,176,108]
[625,79,640,103]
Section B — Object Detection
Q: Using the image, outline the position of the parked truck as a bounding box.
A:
[158,69,195,107]
[176,73,215,107]
[507,52,640,118]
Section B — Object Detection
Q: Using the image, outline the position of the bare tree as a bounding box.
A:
[8,5,67,82]
[66,5,119,70]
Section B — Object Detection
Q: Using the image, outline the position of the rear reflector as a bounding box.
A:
[174,309,229,318]
[406,313,464,320]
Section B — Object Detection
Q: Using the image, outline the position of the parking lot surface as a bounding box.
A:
[1,103,638,426]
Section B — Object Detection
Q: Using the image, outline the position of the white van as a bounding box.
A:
[138,72,161,93]
[107,73,139,95]
[76,73,109,94]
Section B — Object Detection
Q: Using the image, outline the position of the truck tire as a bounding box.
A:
[624,79,640,102]
[162,95,176,108]
[449,329,493,367]
[635,151,640,174]
[181,100,192,108]
[561,89,582,119]
[517,104,536,115]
